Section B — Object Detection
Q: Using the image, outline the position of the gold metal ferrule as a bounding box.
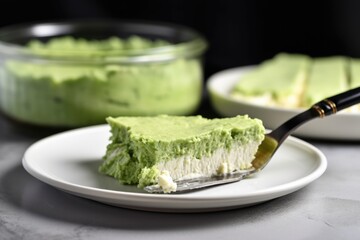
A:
[324,99,337,114]
[312,105,325,118]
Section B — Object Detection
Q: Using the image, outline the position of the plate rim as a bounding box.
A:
[22,125,327,206]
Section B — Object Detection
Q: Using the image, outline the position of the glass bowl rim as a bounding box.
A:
[0,19,208,64]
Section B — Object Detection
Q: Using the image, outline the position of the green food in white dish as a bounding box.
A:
[231,53,360,109]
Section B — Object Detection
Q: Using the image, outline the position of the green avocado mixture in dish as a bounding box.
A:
[0,36,203,127]
[99,115,265,193]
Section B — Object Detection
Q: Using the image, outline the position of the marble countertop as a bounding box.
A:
[1,112,360,240]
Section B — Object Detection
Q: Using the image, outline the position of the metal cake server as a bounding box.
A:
[145,86,360,193]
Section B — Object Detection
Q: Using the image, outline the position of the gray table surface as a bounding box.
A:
[1,115,360,240]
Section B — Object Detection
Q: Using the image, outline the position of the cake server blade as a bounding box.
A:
[144,168,256,193]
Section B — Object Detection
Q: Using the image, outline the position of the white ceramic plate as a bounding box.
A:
[207,66,360,140]
[22,125,327,213]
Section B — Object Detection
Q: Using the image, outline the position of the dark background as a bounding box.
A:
[1,0,360,78]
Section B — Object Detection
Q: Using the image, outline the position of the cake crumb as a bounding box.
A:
[158,171,177,193]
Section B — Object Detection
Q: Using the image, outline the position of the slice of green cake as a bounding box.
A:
[304,56,349,106]
[99,115,265,193]
[231,53,310,108]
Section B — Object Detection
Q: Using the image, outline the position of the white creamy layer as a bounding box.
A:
[155,141,261,182]
[232,93,276,107]
[232,92,300,108]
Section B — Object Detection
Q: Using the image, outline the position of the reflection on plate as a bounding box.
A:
[207,66,360,140]
[22,125,326,213]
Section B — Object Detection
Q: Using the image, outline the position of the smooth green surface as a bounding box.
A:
[232,53,310,101]
[99,115,265,187]
[304,56,348,105]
